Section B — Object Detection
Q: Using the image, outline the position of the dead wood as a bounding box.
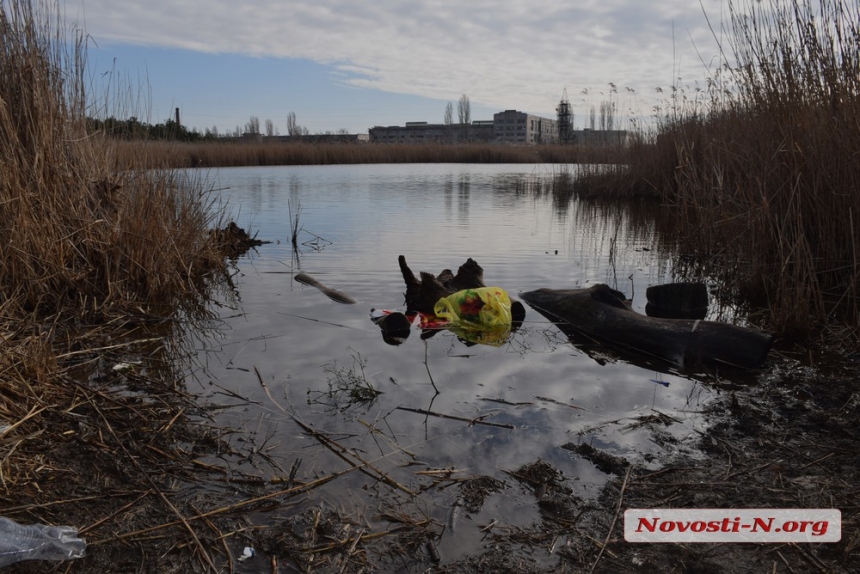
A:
[398,255,485,314]
[294,272,357,304]
[522,284,773,369]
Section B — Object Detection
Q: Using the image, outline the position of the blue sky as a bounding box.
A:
[66,0,728,135]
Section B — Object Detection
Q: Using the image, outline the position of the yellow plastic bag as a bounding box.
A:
[433,287,513,331]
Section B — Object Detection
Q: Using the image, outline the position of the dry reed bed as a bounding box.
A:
[114,140,626,169]
[569,0,860,335]
[0,2,266,571]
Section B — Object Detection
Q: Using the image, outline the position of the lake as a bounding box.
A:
[190,163,715,569]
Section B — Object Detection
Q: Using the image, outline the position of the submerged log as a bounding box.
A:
[521,284,773,369]
[646,282,709,320]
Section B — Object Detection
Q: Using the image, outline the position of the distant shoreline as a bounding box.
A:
[118,140,628,169]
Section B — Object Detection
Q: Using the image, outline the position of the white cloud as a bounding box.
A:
[68,0,726,123]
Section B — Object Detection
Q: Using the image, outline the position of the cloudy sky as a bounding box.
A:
[64,0,729,135]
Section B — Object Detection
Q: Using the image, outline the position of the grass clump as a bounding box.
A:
[310,350,383,413]
[567,0,860,335]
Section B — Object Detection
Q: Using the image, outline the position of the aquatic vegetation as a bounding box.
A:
[310,350,383,413]
[0,3,226,323]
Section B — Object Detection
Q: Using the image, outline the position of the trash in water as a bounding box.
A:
[371,287,515,348]
[434,287,513,346]
[370,309,412,345]
[433,287,513,330]
[0,516,86,568]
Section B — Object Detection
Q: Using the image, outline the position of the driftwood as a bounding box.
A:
[521,284,773,370]
[212,222,269,258]
[294,273,356,304]
[398,255,485,314]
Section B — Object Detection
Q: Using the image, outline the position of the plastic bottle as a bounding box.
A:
[0,517,86,567]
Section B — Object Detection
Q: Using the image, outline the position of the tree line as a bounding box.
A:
[86,111,351,141]
[86,116,209,141]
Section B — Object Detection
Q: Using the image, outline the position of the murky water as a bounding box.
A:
[190,163,714,569]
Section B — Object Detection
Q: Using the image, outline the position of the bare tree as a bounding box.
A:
[589,105,596,130]
[457,94,471,124]
[287,111,305,136]
[245,116,260,135]
[265,119,275,136]
[444,102,453,125]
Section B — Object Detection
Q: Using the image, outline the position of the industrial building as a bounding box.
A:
[369,94,628,146]
[368,121,495,143]
[369,112,559,144]
[492,110,558,144]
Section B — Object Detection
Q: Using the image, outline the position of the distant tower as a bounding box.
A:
[175,107,181,126]
[556,89,573,143]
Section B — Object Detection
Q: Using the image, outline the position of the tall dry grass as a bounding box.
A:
[114,140,625,169]
[568,0,860,335]
[0,0,226,325]
[0,4,235,566]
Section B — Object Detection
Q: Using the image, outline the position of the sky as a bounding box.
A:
[62,0,730,135]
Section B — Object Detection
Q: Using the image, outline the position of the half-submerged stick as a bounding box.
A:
[292,416,417,496]
[396,406,515,430]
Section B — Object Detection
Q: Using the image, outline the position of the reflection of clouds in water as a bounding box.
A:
[197,164,717,543]
[204,277,709,477]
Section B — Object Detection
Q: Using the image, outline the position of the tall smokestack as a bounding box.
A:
[175,107,180,126]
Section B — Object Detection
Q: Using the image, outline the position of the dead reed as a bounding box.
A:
[0,4,226,323]
[567,0,860,334]
[112,140,620,169]
[0,2,245,571]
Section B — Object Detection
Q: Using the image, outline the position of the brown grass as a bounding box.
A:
[0,3,241,570]
[565,0,860,335]
[112,139,628,169]
[0,4,226,323]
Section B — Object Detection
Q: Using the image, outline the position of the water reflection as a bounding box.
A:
[194,164,717,568]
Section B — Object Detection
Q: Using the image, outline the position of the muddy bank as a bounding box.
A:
[434,340,860,574]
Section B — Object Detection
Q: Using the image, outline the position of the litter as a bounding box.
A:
[0,516,86,567]
[433,287,513,330]
[371,287,515,347]
[237,546,255,562]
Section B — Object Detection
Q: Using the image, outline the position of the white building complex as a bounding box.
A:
[369,108,627,146]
